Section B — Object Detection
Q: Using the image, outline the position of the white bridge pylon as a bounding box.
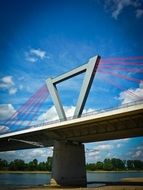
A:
[46,55,101,121]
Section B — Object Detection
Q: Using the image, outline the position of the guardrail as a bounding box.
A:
[32,99,143,128]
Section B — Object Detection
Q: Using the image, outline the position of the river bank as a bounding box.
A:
[0,171,51,174]
[1,170,143,173]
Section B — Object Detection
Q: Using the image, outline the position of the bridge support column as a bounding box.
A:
[50,140,87,187]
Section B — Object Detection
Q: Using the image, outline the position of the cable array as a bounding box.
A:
[2,85,49,132]
[97,56,143,101]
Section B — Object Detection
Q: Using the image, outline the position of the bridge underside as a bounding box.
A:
[0,103,143,151]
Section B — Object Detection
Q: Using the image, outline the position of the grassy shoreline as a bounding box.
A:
[0,170,143,174]
[0,170,51,174]
[87,170,143,173]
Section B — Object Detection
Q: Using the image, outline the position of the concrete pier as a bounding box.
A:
[50,140,87,187]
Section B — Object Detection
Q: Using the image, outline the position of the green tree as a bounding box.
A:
[9,159,25,171]
[111,158,125,170]
[38,162,47,171]
[33,159,38,170]
[127,160,134,170]
[103,159,113,171]
[28,159,38,171]
[0,159,8,170]
[133,160,143,170]
[86,163,96,171]
[95,161,103,170]
[46,157,52,171]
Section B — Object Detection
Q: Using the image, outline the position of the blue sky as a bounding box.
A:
[0,0,143,163]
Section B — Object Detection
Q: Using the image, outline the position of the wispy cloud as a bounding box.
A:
[0,76,17,95]
[128,143,143,160]
[132,150,142,158]
[86,149,100,161]
[136,9,143,18]
[26,48,47,63]
[0,147,53,162]
[9,87,17,95]
[85,138,130,162]
[96,144,113,150]
[30,49,46,59]
[118,81,143,104]
[1,76,14,85]
[104,0,143,19]
[26,56,37,63]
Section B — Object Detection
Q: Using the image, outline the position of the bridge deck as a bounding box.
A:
[0,102,143,151]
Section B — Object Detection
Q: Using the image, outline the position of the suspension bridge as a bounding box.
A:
[0,55,143,187]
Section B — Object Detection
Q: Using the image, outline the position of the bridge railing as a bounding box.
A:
[31,99,143,128]
[82,99,143,117]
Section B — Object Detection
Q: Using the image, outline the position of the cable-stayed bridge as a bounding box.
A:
[0,55,143,187]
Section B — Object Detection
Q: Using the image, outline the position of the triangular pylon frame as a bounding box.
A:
[46,55,101,121]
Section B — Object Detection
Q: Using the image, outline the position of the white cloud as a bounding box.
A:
[86,150,100,157]
[85,142,114,162]
[86,150,101,163]
[0,104,17,134]
[9,87,17,95]
[38,106,59,121]
[85,138,131,163]
[96,144,113,150]
[0,83,9,89]
[0,76,17,95]
[38,106,76,121]
[26,148,50,158]
[26,48,46,63]
[26,56,37,63]
[126,142,143,160]
[30,49,46,59]
[119,81,143,104]
[0,104,16,120]
[130,145,143,160]
[105,0,143,19]
[136,9,143,18]
[38,105,95,121]
[132,150,142,158]
[1,76,14,85]
[0,147,53,162]
[0,150,17,162]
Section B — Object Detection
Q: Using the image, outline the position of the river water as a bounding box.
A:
[0,171,143,187]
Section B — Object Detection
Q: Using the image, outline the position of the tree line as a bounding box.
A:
[0,157,143,171]
[86,158,143,171]
[0,157,52,171]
